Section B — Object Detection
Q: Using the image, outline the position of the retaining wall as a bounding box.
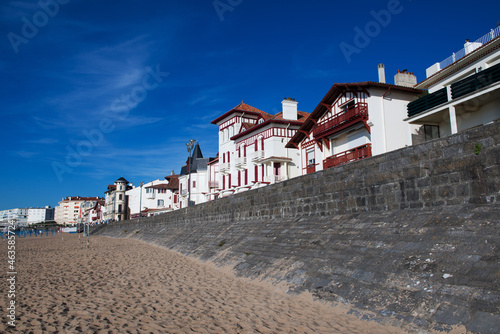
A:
[93,121,500,333]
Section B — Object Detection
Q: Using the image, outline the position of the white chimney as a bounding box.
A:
[282,97,298,121]
[394,69,417,87]
[378,63,386,83]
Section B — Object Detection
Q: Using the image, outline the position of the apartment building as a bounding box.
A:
[406,26,500,143]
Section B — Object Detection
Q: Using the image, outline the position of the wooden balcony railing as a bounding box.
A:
[313,103,368,139]
[306,164,317,174]
[323,144,372,169]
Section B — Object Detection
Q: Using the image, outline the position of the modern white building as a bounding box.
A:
[127,177,179,218]
[27,207,54,225]
[0,208,29,225]
[286,69,422,174]
[210,100,309,198]
[406,26,500,142]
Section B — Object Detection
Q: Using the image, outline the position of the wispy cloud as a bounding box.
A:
[27,138,59,145]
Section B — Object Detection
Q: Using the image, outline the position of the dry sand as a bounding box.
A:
[1,234,409,333]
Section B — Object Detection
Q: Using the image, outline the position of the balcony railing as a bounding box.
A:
[220,162,230,172]
[306,164,316,174]
[451,62,500,99]
[180,189,188,196]
[439,27,500,70]
[235,156,247,169]
[313,103,368,139]
[252,150,264,162]
[208,180,219,188]
[323,144,372,169]
[407,88,448,117]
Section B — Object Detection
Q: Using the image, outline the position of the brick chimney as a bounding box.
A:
[394,69,417,87]
[282,97,298,121]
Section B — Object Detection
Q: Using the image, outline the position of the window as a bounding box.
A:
[119,194,123,200]
[192,181,196,188]
[307,149,315,166]
[340,100,355,113]
[424,125,440,141]
[158,199,164,206]
[158,189,166,194]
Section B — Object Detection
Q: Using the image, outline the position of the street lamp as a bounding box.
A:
[186,139,196,207]
[139,181,144,219]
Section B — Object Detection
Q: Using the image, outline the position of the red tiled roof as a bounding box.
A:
[211,102,273,124]
[164,174,179,189]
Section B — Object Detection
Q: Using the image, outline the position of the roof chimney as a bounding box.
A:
[378,63,386,83]
[282,97,298,121]
[394,69,417,87]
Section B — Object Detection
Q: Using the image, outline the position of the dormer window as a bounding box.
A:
[258,118,264,124]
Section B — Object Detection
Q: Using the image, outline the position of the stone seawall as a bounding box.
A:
[93,122,500,333]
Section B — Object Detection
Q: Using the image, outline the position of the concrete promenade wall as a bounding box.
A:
[93,122,500,333]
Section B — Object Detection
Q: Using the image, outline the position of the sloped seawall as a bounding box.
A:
[93,121,500,333]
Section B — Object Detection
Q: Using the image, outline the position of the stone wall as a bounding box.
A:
[93,121,500,333]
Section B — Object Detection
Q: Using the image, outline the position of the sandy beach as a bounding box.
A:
[0,234,409,333]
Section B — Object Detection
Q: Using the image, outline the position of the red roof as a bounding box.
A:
[211,102,273,124]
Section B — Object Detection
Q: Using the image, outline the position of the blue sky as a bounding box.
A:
[1,0,499,210]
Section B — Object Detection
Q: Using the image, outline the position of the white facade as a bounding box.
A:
[178,143,213,208]
[287,81,422,175]
[0,208,29,225]
[55,197,102,225]
[103,177,131,222]
[127,179,178,218]
[211,100,308,198]
[27,207,54,225]
[407,26,500,142]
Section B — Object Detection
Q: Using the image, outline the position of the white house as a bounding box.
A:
[79,200,104,224]
[406,26,500,142]
[286,70,422,174]
[210,100,309,198]
[127,178,179,218]
[103,177,132,222]
[178,143,215,208]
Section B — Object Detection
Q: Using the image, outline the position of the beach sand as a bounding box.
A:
[1,234,409,333]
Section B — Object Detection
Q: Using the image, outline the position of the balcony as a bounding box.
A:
[208,180,219,188]
[145,191,155,199]
[235,156,247,169]
[181,189,188,196]
[323,144,372,169]
[219,162,230,173]
[407,88,448,117]
[451,62,500,99]
[313,103,368,139]
[252,150,264,162]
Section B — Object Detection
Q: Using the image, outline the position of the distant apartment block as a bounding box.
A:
[55,196,103,225]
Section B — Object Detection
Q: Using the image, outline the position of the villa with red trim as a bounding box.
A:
[210,99,309,198]
[286,69,423,174]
